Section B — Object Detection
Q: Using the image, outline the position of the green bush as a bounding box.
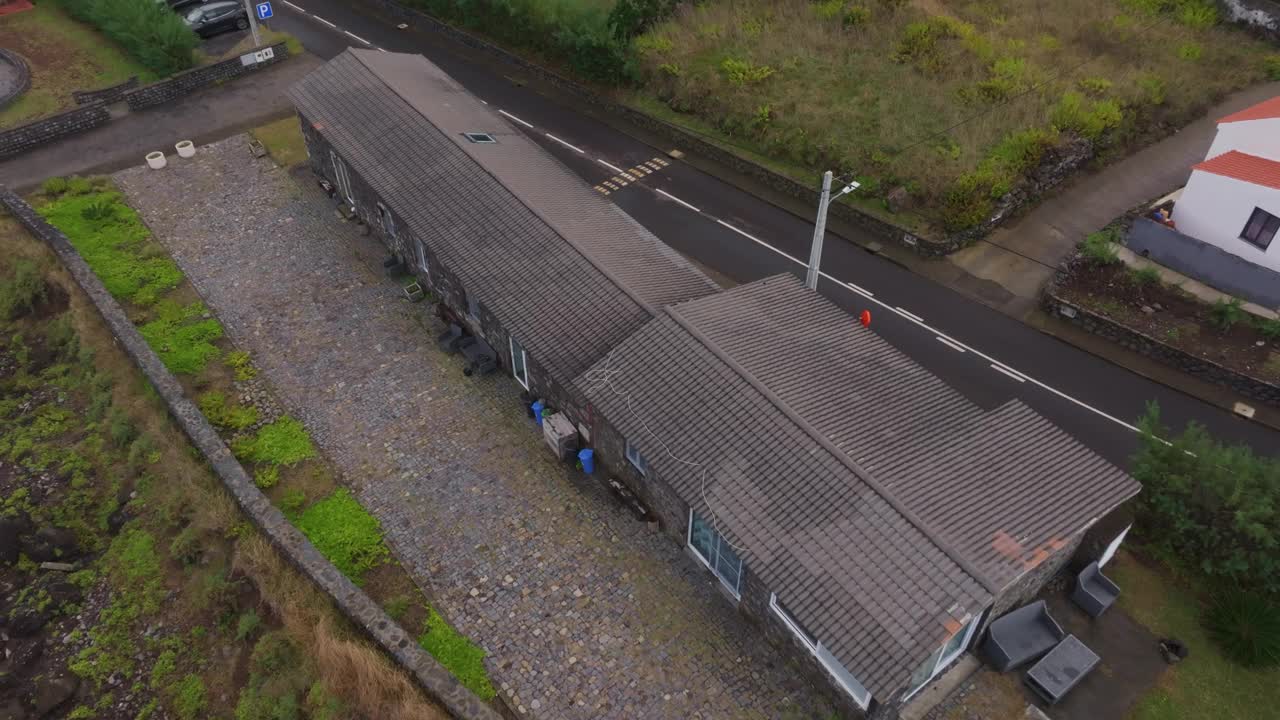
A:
[842,5,871,28]
[0,259,48,321]
[236,610,262,642]
[295,489,390,584]
[59,0,198,76]
[1208,297,1245,332]
[198,391,258,431]
[1178,42,1202,61]
[1132,404,1280,594]
[1081,228,1120,265]
[1051,92,1123,141]
[171,674,207,720]
[253,465,279,490]
[280,488,307,517]
[1205,592,1280,668]
[1256,317,1280,341]
[1129,266,1161,287]
[169,525,203,565]
[418,606,496,699]
[224,350,257,381]
[41,177,70,196]
[232,417,315,466]
[720,57,775,86]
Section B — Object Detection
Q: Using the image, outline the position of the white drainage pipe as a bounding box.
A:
[175,140,195,158]
[145,151,166,170]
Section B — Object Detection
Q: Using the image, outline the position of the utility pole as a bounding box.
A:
[805,171,859,290]
[242,0,261,47]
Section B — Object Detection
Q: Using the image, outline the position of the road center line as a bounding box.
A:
[498,109,533,128]
[990,364,1027,383]
[545,133,584,154]
[894,307,924,323]
[344,30,373,45]
[656,189,701,213]
[282,0,305,11]
[937,337,967,353]
[313,15,337,28]
[845,282,874,297]
[597,159,625,174]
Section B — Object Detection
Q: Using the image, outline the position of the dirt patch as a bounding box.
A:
[1057,259,1280,383]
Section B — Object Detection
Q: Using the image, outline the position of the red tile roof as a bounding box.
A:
[1193,151,1280,190]
[1218,96,1280,124]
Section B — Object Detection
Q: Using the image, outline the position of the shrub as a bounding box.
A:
[80,199,116,222]
[224,350,257,381]
[198,391,258,431]
[418,607,496,699]
[1205,592,1280,668]
[1077,77,1112,97]
[59,0,198,76]
[280,488,307,517]
[65,177,94,196]
[1129,266,1161,286]
[1178,42,1202,61]
[1138,74,1167,105]
[295,489,390,584]
[1132,404,1280,594]
[236,610,262,642]
[41,177,70,196]
[1209,297,1245,332]
[0,259,48,321]
[171,674,207,720]
[232,417,315,466]
[720,57,775,86]
[1256,317,1280,341]
[1081,229,1120,265]
[842,5,871,28]
[1267,55,1280,81]
[1176,0,1218,29]
[253,465,280,490]
[384,594,412,621]
[1051,92,1123,141]
[169,526,202,565]
[608,0,676,42]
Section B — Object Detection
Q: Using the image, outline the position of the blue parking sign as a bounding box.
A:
[256,1,272,19]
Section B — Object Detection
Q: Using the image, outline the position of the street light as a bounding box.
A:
[804,170,859,290]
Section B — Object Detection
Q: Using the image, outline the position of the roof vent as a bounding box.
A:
[463,132,497,144]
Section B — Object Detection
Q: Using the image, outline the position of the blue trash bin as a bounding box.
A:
[578,448,595,474]
[531,400,545,425]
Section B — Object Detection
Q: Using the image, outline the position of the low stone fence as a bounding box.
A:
[0,102,111,161]
[0,48,31,111]
[124,42,289,110]
[73,75,139,106]
[1042,286,1280,408]
[0,187,501,720]
[1218,0,1280,41]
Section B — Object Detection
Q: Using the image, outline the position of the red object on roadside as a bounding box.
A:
[860,310,872,328]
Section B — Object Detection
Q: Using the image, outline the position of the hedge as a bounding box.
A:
[57,0,199,76]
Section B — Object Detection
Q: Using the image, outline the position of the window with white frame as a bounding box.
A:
[904,613,982,701]
[687,510,743,597]
[509,336,529,389]
[770,594,872,709]
[330,150,354,204]
[624,440,647,475]
[414,238,429,275]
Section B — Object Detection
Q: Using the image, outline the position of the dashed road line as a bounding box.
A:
[845,282,874,297]
[656,189,700,213]
[282,0,305,10]
[990,364,1027,383]
[894,307,924,323]
[344,30,372,45]
[313,15,337,28]
[498,109,533,128]
[936,337,967,353]
[545,133,584,153]
[597,159,625,174]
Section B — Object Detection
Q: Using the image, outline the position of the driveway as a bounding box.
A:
[113,135,834,720]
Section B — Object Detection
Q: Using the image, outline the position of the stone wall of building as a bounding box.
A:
[0,102,110,160]
[0,186,501,720]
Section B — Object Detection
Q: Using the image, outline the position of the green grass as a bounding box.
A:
[232,416,315,466]
[418,606,496,700]
[37,189,182,306]
[635,0,1275,233]
[0,1,157,127]
[138,300,224,375]
[295,488,390,584]
[250,117,310,168]
[1110,552,1280,720]
[197,391,258,431]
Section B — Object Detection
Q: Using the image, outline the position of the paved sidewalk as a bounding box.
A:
[0,53,322,191]
[947,81,1280,319]
[114,136,834,720]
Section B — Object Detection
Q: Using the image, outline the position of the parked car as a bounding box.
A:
[158,0,210,12]
[184,1,249,37]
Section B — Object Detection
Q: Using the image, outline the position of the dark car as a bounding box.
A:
[159,0,209,12]
[184,1,249,37]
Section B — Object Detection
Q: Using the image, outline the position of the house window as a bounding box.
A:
[624,440,647,475]
[770,594,872,709]
[330,150,354,204]
[509,336,529,389]
[687,510,743,597]
[1099,524,1131,568]
[904,613,983,701]
[414,238,429,275]
[1240,207,1279,250]
[377,203,396,240]
[465,292,480,320]
[463,132,497,144]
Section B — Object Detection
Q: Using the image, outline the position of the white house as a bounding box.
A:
[1172,97,1280,271]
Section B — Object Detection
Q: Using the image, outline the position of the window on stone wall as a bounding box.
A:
[1240,207,1279,250]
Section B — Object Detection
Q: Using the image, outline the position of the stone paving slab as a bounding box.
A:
[113,135,835,720]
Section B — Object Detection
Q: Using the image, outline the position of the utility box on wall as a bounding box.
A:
[542,413,578,460]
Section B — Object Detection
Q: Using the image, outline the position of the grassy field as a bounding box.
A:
[1109,551,1280,720]
[632,0,1279,234]
[0,1,155,127]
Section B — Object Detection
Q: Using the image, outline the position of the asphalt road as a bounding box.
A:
[257,0,1279,466]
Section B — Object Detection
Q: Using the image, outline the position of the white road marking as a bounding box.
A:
[845,282,874,297]
[936,337,967,353]
[377,47,387,52]
[894,307,924,323]
[545,133,584,153]
[480,99,488,105]
[282,0,305,11]
[715,220,780,254]
[990,364,1027,383]
[498,109,533,128]
[344,30,372,45]
[597,159,625,174]
[314,15,337,28]
[656,189,700,213]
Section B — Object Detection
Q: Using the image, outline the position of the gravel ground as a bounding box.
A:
[113,135,835,720]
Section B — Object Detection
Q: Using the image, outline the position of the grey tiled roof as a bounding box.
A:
[577,274,1139,697]
[287,50,718,382]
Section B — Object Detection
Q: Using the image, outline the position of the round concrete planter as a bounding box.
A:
[145,151,166,170]
[175,140,195,158]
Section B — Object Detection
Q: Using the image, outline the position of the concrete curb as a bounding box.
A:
[0,187,502,720]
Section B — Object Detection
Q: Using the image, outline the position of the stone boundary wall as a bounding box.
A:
[0,48,31,111]
[0,101,110,161]
[0,187,502,720]
[1219,0,1280,41]
[124,42,289,111]
[1042,286,1280,407]
[73,75,139,106]
[359,0,957,256]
